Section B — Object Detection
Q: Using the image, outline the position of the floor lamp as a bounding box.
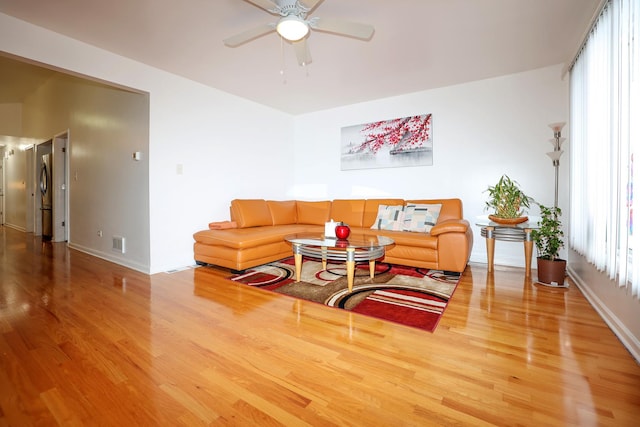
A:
[547,122,566,209]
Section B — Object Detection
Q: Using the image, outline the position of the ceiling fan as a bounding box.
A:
[223,0,375,66]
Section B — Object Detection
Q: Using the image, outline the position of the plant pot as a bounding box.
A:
[536,257,567,285]
[488,215,528,225]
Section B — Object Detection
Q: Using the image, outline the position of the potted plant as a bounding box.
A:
[484,175,533,224]
[531,204,567,286]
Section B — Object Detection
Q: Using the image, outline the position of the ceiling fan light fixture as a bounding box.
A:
[276,15,309,41]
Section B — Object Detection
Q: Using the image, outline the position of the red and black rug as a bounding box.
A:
[229,257,461,332]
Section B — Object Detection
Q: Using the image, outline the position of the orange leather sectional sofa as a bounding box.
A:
[193,198,473,273]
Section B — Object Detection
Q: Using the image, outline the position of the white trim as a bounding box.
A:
[2,223,26,232]
[68,242,150,274]
[568,266,640,363]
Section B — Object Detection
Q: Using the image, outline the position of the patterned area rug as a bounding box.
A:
[229,257,460,332]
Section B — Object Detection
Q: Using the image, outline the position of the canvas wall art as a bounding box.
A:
[340,114,433,170]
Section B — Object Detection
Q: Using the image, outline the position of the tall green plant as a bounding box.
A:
[531,204,564,261]
[484,175,532,218]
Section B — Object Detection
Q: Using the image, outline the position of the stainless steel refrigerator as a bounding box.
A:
[40,153,52,240]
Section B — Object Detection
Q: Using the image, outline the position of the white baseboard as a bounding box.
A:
[568,266,640,363]
[3,223,26,232]
[68,242,150,275]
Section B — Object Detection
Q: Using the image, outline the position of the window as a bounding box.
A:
[570,0,640,297]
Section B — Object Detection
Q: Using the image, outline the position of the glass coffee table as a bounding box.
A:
[285,233,395,292]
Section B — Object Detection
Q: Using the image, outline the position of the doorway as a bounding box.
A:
[35,131,68,242]
[35,140,51,237]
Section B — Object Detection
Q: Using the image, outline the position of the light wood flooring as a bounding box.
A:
[1,226,639,426]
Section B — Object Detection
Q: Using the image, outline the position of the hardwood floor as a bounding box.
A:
[1,226,639,426]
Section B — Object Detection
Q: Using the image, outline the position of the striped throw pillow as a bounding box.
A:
[371,205,405,231]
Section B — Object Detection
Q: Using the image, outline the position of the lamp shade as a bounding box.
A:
[276,15,309,41]
[546,150,564,161]
[548,122,566,133]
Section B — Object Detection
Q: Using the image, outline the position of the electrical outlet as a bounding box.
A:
[97,230,103,237]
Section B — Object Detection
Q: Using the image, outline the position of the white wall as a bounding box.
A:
[147,76,295,274]
[293,64,570,269]
[1,12,295,273]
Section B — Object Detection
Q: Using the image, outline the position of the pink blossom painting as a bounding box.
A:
[340,114,433,170]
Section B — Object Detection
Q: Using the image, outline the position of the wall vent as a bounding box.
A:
[113,236,126,253]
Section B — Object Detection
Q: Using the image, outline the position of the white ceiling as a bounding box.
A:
[0,0,600,115]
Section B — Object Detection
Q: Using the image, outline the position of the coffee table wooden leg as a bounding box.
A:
[292,243,302,282]
[524,228,533,277]
[346,248,355,292]
[369,260,375,279]
[485,226,495,273]
[321,246,327,270]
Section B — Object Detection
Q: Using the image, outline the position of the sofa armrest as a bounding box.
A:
[430,219,470,236]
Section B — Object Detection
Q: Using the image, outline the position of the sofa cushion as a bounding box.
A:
[370,205,405,231]
[231,199,272,228]
[330,199,366,227]
[403,203,442,233]
[194,224,311,249]
[407,199,462,222]
[296,201,332,225]
[358,227,438,249]
[267,200,297,225]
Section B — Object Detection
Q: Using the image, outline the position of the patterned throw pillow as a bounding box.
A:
[370,205,405,231]
[403,203,442,233]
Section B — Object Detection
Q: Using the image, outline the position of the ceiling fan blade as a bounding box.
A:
[293,38,312,66]
[310,17,374,40]
[300,0,324,13]
[243,0,279,13]
[223,23,276,47]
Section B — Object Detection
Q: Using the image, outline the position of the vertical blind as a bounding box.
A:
[570,0,640,298]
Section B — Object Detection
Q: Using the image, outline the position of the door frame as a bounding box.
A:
[32,131,70,242]
[25,146,35,232]
[52,130,69,242]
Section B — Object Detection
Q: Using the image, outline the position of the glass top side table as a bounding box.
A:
[475,216,540,277]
